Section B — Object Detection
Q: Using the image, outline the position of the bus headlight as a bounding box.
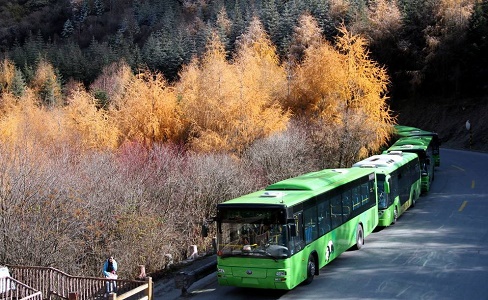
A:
[275,271,286,276]
[217,268,225,274]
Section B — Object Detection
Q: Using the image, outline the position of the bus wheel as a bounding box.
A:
[412,195,416,207]
[392,208,398,224]
[353,224,364,250]
[304,255,316,285]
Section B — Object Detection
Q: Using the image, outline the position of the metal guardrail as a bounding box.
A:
[6,265,152,300]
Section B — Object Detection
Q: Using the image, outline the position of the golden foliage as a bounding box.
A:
[365,0,403,40]
[110,69,184,146]
[0,89,61,151]
[287,13,325,64]
[437,0,476,29]
[334,25,394,153]
[290,40,346,120]
[177,27,290,154]
[0,58,16,94]
[288,21,394,157]
[89,61,134,107]
[64,84,119,150]
[178,32,241,152]
[1,82,118,153]
[329,0,350,22]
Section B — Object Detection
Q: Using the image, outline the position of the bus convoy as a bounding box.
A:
[205,125,440,290]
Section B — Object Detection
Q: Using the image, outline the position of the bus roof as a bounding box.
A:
[352,152,418,174]
[389,136,432,148]
[393,125,439,139]
[218,168,375,208]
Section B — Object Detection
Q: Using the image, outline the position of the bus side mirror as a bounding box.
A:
[201,223,209,237]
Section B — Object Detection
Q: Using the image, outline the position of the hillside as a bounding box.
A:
[393,97,488,152]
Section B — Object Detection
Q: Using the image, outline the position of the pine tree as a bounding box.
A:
[11,68,27,98]
[31,59,63,107]
[94,0,105,16]
[61,19,75,39]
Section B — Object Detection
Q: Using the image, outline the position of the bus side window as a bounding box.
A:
[342,191,352,220]
[361,183,369,205]
[318,199,331,235]
[303,204,318,244]
[352,186,361,210]
[331,195,342,228]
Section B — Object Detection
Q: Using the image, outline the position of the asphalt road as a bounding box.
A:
[164,148,488,300]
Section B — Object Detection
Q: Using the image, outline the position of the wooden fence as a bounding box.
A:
[6,265,152,300]
[1,275,43,300]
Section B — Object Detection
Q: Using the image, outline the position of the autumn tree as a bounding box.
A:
[422,0,477,96]
[287,13,324,65]
[289,22,345,120]
[357,0,403,41]
[232,17,290,152]
[89,61,133,109]
[30,59,63,107]
[0,89,63,151]
[334,25,394,163]
[288,18,393,167]
[63,83,119,150]
[0,59,16,95]
[177,26,289,154]
[110,68,184,146]
[177,31,241,152]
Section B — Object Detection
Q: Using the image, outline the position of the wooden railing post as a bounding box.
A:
[108,292,117,300]
[145,277,153,300]
[68,292,79,300]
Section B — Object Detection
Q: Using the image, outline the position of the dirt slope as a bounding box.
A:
[392,97,488,152]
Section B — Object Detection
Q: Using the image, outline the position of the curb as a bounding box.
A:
[152,255,217,300]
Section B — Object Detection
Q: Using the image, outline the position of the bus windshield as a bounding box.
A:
[217,208,290,259]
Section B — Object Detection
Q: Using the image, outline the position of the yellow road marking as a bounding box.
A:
[458,201,468,212]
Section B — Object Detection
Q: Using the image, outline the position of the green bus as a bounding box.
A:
[393,125,441,167]
[384,136,435,193]
[352,151,421,226]
[213,168,378,290]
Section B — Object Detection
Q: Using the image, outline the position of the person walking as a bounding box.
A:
[102,256,118,295]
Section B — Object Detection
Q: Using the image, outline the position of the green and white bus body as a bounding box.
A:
[393,125,441,167]
[384,136,435,193]
[352,152,421,227]
[215,168,378,290]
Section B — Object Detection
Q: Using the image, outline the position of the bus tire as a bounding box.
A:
[412,194,416,207]
[392,207,398,224]
[352,224,364,250]
[304,254,317,285]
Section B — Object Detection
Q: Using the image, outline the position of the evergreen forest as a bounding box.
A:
[0,0,486,278]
